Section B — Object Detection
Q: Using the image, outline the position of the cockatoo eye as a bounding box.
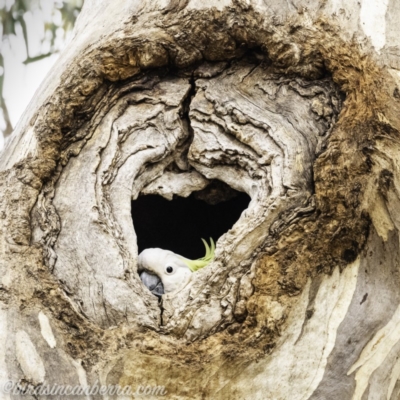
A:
[165,266,174,274]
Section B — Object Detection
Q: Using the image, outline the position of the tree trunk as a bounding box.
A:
[1,0,400,398]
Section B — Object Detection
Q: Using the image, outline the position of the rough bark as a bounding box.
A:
[1,0,400,399]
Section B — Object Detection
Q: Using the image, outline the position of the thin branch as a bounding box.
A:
[0,53,13,138]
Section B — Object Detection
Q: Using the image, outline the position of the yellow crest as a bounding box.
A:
[183,238,215,272]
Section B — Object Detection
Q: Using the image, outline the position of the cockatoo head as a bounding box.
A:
[138,238,215,296]
[138,248,192,295]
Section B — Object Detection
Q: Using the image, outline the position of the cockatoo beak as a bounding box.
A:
[139,270,164,297]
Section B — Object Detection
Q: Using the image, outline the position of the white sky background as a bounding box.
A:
[0,0,76,150]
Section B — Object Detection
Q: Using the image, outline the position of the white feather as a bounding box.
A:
[138,248,192,294]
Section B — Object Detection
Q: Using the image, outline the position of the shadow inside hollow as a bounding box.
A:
[131,186,250,259]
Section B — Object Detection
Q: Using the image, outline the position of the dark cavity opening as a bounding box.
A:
[131,181,251,259]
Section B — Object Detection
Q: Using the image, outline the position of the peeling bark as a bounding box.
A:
[1,0,400,399]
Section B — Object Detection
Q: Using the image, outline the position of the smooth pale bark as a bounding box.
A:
[1,0,400,399]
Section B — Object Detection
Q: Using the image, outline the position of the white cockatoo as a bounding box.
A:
[138,238,215,296]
